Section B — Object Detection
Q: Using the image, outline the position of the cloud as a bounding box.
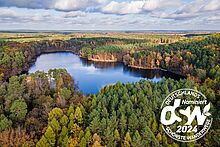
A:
[63,11,87,18]
[0,8,26,23]
[207,15,220,21]
[101,0,182,14]
[0,0,105,11]
[153,12,199,20]
[143,0,182,11]
[101,1,144,14]
[154,0,220,20]
[0,7,61,24]
[0,0,219,30]
[72,63,98,74]
[0,7,17,17]
[52,0,100,11]
[202,0,220,11]
[0,0,51,9]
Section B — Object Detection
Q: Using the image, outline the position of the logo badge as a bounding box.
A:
[160,89,212,142]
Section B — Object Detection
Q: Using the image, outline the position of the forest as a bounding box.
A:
[0,32,219,147]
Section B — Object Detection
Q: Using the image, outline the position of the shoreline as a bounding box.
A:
[22,50,185,80]
[80,54,185,78]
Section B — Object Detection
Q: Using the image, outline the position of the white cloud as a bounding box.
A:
[63,11,87,18]
[154,12,199,20]
[207,15,220,21]
[0,0,220,30]
[101,0,182,14]
[0,7,61,24]
[0,0,105,11]
[72,63,98,74]
[0,7,17,17]
[153,0,220,20]
[53,0,99,11]
[102,1,144,14]
[143,0,182,11]
[0,0,51,9]
[202,0,220,11]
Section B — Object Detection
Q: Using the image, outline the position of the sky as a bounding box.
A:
[0,0,219,30]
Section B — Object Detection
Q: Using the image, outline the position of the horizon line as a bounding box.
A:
[0,29,220,33]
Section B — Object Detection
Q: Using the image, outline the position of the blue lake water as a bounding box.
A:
[28,52,181,94]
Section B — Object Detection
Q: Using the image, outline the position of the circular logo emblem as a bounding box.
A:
[160,89,212,142]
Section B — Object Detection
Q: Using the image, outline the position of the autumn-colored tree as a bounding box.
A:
[36,126,56,147]
[74,106,83,124]
[0,127,34,147]
[92,133,104,147]
[124,132,132,147]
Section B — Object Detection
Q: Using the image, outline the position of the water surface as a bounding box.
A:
[29,52,181,94]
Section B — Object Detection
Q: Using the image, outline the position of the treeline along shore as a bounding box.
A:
[1,34,220,81]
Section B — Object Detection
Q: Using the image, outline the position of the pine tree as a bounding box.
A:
[84,127,92,146]
[124,132,132,147]
[114,129,120,144]
[141,126,159,147]
[49,118,61,133]
[7,76,25,99]
[67,104,74,117]
[128,113,138,131]
[132,130,142,147]
[60,115,69,126]
[36,136,50,147]
[69,113,74,121]
[48,108,63,122]
[79,137,87,147]
[162,133,168,146]
[79,130,85,140]
[119,114,127,136]
[90,116,100,133]
[45,126,56,146]
[37,126,56,147]
[104,127,115,147]
[68,120,74,130]
[71,123,81,138]
[151,114,158,134]
[58,126,69,146]
[74,106,83,124]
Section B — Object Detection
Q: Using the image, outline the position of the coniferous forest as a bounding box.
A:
[0,32,219,147]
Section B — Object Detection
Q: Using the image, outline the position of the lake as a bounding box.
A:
[29,52,182,94]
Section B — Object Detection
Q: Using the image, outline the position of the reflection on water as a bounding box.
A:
[29,52,183,94]
[81,58,182,80]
